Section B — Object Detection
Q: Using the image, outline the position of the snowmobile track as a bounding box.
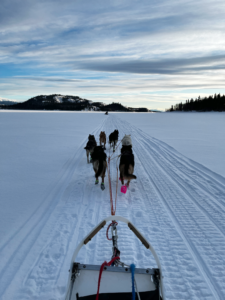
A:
[1,114,225,300]
[114,115,225,300]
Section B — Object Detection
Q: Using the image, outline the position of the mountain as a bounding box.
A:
[0,98,18,106]
[0,94,152,112]
[149,109,162,112]
[3,94,94,111]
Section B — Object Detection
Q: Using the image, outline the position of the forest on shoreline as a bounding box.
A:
[167,93,225,112]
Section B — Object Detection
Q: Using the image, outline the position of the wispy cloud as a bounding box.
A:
[0,0,225,109]
[75,55,225,75]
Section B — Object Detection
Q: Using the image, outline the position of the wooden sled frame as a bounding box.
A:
[65,215,165,300]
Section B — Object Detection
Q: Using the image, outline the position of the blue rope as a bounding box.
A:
[130,263,136,300]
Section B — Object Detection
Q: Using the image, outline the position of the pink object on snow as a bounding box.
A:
[121,185,127,194]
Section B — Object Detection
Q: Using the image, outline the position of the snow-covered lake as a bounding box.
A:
[0,110,225,300]
[115,111,225,178]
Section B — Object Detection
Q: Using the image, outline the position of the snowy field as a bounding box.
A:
[0,110,225,300]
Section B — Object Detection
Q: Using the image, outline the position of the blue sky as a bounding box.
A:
[0,0,225,110]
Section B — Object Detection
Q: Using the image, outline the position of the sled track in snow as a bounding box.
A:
[114,115,225,300]
[139,131,225,238]
[1,114,225,300]
[0,119,108,299]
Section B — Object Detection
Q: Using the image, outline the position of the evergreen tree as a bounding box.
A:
[167,93,225,112]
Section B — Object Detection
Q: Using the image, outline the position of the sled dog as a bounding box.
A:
[119,145,136,187]
[122,134,132,147]
[109,130,119,151]
[84,134,97,163]
[91,146,107,190]
[99,131,106,149]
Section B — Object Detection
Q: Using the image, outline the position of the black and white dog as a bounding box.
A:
[84,134,97,163]
[91,146,107,190]
[109,130,119,152]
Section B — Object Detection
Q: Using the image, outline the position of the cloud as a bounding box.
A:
[75,55,225,75]
[14,77,84,83]
[0,0,225,109]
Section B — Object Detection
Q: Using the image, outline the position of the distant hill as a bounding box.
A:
[0,98,18,106]
[2,94,94,111]
[0,94,154,112]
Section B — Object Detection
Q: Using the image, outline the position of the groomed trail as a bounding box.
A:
[1,114,225,300]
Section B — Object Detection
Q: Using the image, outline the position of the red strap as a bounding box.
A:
[95,256,120,300]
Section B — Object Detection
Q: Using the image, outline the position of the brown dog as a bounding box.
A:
[91,146,107,190]
[99,131,106,149]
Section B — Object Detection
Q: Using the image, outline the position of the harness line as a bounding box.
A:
[106,157,115,215]
[96,137,143,299]
[106,138,122,215]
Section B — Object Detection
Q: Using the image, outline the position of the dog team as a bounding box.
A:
[84,130,136,192]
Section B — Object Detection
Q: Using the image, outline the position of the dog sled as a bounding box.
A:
[65,215,165,300]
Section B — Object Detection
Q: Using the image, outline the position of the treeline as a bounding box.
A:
[167,93,225,112]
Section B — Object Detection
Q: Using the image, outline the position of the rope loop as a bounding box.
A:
[106,221,118,240]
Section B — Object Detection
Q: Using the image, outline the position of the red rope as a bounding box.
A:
[114,156,121,214]
[106,138,123,216]
[95,256,120,300]
[107,157,115,215]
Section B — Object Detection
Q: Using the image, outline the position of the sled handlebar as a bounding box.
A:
[69,215,165,300]
[84,220,106,244]
[128,223,150,249]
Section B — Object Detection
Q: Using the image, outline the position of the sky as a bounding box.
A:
[0,0,225,110]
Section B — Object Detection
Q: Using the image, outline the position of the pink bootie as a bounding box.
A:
[121,185,127,194]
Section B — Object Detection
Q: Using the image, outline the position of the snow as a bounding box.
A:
[53,96,91,104]
[54,96,64,103]
[117,112,225,178]
[0,110,225,300]
[67,98,76,103]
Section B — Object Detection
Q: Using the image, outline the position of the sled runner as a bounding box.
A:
[65,216,165,300]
